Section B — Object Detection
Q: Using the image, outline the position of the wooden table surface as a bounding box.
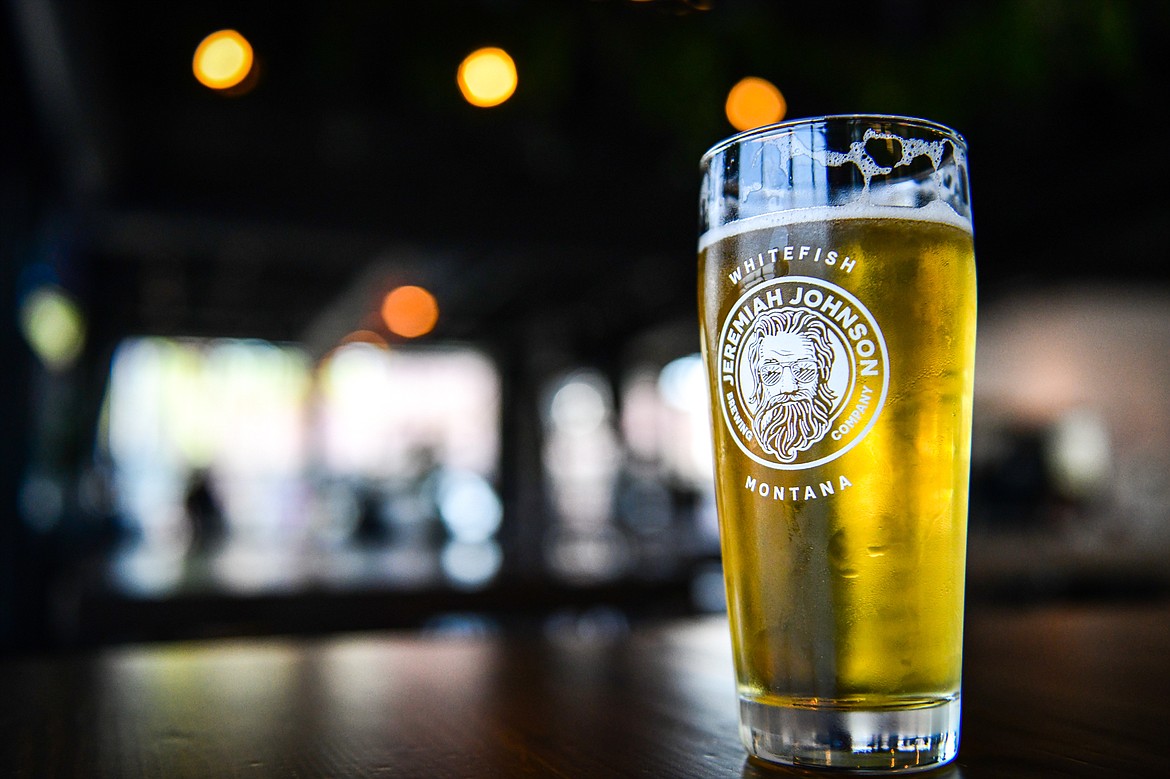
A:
[2,599,1168,778]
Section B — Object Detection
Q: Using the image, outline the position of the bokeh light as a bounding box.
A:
[457,47,518,108]
[381,285,440,338]
[19,285,86,371]
[437,469,503,543]
[338,329,389,349]
[725,76,786,131]
[441,540,503,589]
[657,353,706,412]
[549,376,609,435]
[193,29,254,90]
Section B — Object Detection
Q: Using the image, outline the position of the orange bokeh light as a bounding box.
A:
[457,47,518,108]
[193,30,254,91]
[725,76,787,132]
[381,286,439,338]
[339,329,389,348]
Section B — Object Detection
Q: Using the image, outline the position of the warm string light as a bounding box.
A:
[339,329,389,349]
[381,285,440,338]
[725,76,787,131]
[181,31,791,355]
[190,30,787,131]
[193,29,254,91]
[457,47,518,107]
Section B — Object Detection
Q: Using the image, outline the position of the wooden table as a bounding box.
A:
[2,599,1168,777]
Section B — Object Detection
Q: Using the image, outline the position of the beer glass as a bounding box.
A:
[698,116,975,772]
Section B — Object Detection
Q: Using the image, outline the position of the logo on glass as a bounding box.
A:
[716,276,889,470]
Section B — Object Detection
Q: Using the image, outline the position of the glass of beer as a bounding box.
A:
[698,115,976,772]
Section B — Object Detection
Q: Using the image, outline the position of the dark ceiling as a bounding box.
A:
[7,0,1170,359]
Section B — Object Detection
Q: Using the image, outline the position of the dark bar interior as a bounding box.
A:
[3,2,1170,776]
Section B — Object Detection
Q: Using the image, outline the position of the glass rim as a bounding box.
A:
[700,114,967,167]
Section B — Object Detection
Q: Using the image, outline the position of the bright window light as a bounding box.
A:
[316,344,500,479]
[105,337,310,545]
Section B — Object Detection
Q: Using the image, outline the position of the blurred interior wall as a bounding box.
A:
[969,284,1170,592]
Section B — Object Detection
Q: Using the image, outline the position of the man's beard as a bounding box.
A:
[752,388,833,463]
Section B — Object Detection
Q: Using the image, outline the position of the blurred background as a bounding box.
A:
[3,0,1169,652]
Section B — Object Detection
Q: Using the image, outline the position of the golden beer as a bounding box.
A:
[699,117,976,771]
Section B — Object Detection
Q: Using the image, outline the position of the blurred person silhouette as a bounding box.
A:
[183,468,226,553]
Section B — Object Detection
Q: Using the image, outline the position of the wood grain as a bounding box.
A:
[2,602,1168,777]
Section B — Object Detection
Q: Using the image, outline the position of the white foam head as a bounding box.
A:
[699,116,972,247]
[698,201,972,254]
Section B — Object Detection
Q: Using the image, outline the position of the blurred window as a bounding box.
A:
[619,354,720,552]
[621,354,713,491]
[104,337,310,546]
[101,337,500,572]
[315,343,499,479]
[542,369,626,581]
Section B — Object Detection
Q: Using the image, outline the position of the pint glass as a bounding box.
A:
[698,116,976,772]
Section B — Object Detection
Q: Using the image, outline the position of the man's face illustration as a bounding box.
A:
[747,314,835,463]
[757,332,818,402]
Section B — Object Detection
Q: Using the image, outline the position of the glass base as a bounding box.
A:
[739,695,960,773]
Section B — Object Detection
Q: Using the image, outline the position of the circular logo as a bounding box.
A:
[715,276,889,470]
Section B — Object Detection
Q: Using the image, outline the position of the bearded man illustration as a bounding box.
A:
[744,308,838,462]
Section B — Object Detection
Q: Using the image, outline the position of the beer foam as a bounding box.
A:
[699,121,972,251]
[820,128,953,187]
[698,201,972,254]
